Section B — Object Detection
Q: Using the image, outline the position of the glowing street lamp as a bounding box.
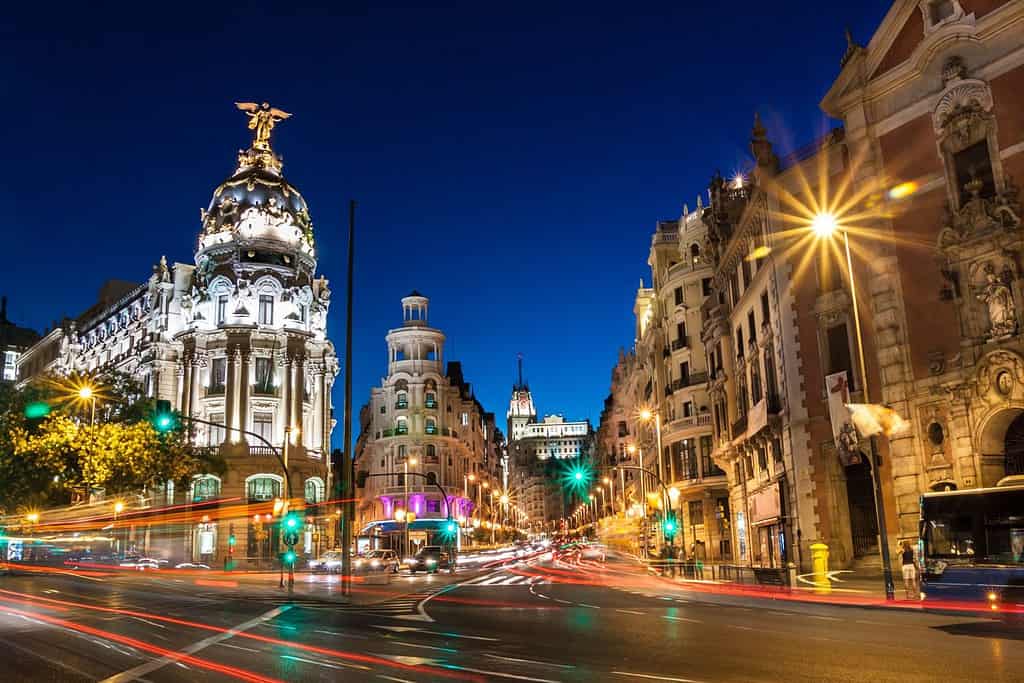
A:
[810,209,895,600]
[78,384,97,425]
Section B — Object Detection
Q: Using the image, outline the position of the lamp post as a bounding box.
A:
[404,456,418,559]
[812,211,896,601]
[113,500,125,559]
[78,385,96,426]
[603,476,614,516]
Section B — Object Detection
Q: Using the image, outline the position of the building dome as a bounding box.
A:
[196,123,315,262]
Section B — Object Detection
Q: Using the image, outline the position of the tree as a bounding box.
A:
[0,372,224,512]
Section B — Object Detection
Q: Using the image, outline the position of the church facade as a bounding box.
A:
[16,104,339,566]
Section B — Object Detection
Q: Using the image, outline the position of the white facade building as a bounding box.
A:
[16,106,339,565]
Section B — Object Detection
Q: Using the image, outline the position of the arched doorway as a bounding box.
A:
[1004,412,1024,477]
[845,457,878,558]
[979,408,1024,486]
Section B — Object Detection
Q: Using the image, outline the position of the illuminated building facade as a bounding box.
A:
[354,293,500,551]
[16,106,338,566]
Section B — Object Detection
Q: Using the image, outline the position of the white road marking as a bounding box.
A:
[98,605,289,683]
[663,615,702,624]
[807,615,840,621]
[611,672,701,682]
[578,603,600,609]
[378,676,415,683]
[553,598,572,605]
[447,665,559,682]
[484,653,575,669]
[391,640,456,653]
[217,642,261,654]
[728,625,755,631]
[616,609,645,615]
[130,617,166,629]
[282,654,370,671]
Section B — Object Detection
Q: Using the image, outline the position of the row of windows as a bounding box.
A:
[190,474,324,505]
[215,295,307,326]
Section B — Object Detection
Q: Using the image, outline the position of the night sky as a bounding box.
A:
[1,1,892,447]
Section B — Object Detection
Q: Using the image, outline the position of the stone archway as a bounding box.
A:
[978,407,1024,487]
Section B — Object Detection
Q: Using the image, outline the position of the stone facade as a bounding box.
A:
[354,294,503,552]
[16,113,339,566]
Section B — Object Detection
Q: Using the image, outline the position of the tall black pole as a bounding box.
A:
[340,199,356,596]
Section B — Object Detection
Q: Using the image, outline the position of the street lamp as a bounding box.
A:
[811,210,896,601]
[78,385,97,425]
[113,500,125,558]
[403,456,418,559]
[638,408,665,514]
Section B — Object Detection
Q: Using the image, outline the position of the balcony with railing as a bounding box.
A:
[731,413,748,438]
[425,398,437,409]
[207,383,226,397]
[394,400,408,410]
[671,337,688,351]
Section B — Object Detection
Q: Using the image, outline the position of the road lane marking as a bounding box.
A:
[611,672,701,682]
[378,676,415,683]
[130,617,166,629]
[727,625,755,631]
[283,654,370,671]
[441,665,559,682]
[663,615,702,624]
[217,642,261,654]
[578,603,600,609]
[807,615,840,621]
[484,653,576,669]
[391,640,457,654]
[617,609,644,615]
[99,605,289,683]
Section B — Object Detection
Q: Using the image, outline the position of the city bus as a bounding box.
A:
[919,481,1024,612]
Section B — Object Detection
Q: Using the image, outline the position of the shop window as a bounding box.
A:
[304,477,325,504]
[246,476,281,502]
[191,475,221,502]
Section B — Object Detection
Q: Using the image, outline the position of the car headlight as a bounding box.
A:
[371,560,381,567]
[426,559,437,566]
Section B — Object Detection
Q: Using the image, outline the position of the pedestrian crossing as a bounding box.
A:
[459,572,545,587]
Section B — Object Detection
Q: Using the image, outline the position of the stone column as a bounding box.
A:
[225,346,237,444]
[238,348,250,444]
[181,357,193,418]
[292,356,304,438]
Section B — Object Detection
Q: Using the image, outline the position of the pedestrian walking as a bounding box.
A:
[900,541,920,600]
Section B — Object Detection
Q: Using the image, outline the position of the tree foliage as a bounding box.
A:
[0,373,223,514]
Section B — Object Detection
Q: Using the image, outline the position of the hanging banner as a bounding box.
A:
[826,371,862,466]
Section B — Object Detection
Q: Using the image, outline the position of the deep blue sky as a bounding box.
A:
[1,1,891,447]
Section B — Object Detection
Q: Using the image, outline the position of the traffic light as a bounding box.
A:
[24,401,52,433]
[283,549,296,564]
[228,534,237,547]
[662,514,678,541]
[562,459,593,494]
[283,512,301,531]
[153,400,176,433]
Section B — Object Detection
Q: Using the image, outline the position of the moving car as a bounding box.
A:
[355,549,400,573]
[580,544,606,562]
[309,550,345,573]
[409,546,451,573]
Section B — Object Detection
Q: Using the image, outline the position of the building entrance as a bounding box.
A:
[1004,411,1024,477]
[845,457,878,558]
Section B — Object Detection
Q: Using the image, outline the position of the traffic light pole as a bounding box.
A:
[358,472,455,569]
[614,465,677,563]
[339,199,356,596]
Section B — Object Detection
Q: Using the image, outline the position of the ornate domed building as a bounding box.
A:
[17,103,339,566]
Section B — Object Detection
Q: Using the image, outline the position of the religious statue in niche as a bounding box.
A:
[977,263,1017,339]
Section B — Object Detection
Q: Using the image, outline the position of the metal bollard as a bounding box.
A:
[810,542,831,594]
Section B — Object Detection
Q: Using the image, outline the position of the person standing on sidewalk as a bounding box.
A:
[900,541,920,600]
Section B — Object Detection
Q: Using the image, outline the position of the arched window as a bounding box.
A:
[425,391,437,408]
[426,418,437,435]
[396,417,408,435]
[425,444,438,463]
[304,477,325,504]
[691,243,701,266]
[191,475,221,502]
[246,474,282,502]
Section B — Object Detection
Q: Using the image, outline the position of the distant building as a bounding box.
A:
[354,293,501,553]
[0,297,39,383]
[505,359,594,529]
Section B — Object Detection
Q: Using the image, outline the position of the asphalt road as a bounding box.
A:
[1,549,1022,682]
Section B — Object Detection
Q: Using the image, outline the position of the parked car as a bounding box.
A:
[409,546,451,573]
[355,549,400,573]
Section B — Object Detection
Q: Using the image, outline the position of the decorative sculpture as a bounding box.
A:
[977,263,1017,338]
[235,102,291,150]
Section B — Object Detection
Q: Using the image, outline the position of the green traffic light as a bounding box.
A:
[574,471,583,481]
[228,534,237,546]
[284,550,296,564]
[446,522,456,533]
[284,514,300,530]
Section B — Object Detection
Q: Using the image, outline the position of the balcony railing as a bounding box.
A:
[425,398,437,409]
[671,337,688,351]
[252,383,277,396]
[207,384,226,396]
[250,446,277,457]
[425,425,437,435]
[395,401,408,409]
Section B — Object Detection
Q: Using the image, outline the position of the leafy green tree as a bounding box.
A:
[0,372,224,513]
